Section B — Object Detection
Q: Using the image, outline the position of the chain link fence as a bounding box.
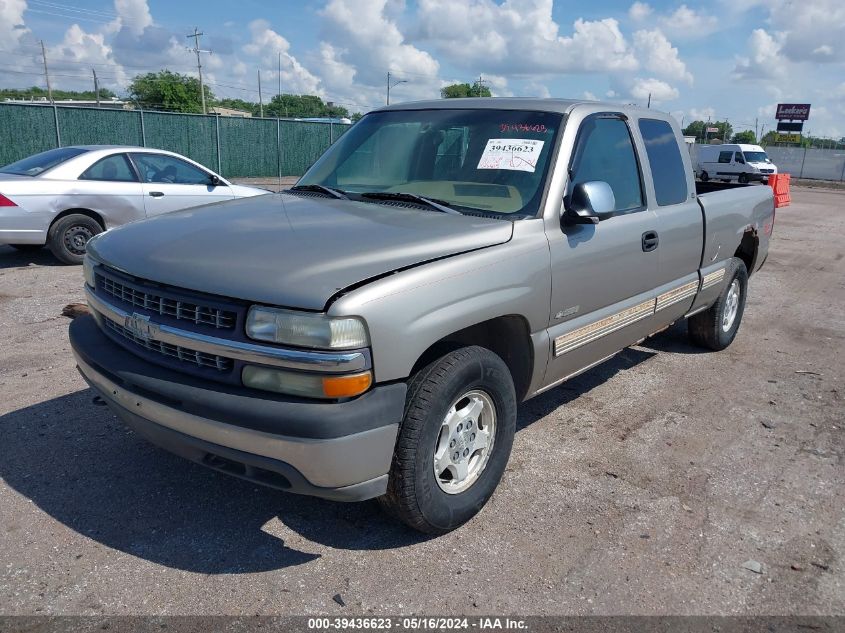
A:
[0,102,350,178]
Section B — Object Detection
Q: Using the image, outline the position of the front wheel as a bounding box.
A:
[700,171,710,182]
[688,258,748,350]
[379,346,517,534]
[738,173,749,184]
[47,214,102,265]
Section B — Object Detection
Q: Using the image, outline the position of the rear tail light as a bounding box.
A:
[0,194,17,207]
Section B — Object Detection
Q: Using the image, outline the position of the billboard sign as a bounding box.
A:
[777,121,804,133]
[777,133,802,143]
[706,127,719,133]
[776,103,811,120]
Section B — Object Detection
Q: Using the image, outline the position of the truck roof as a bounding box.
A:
[376,97,667,120]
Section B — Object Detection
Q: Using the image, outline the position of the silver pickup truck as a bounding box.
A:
[69,98,775,534]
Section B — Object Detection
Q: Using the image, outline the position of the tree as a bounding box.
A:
[265,94,349,119]
[128,70,213,113]
[440,81,492,98]
[732,130,756,144]
[0,86,116,101]
[683,120,732,143]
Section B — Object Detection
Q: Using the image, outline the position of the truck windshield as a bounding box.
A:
[0,147,89,177]
[298,109,563,217]
[743,151,769,163]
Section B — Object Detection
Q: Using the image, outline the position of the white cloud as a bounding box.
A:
[633,29,693,83]
[583,91,598,101]
[657,5,719,40]
[244,19,322,95]
[416,1,638,75]
[767,0,845,63]
[109,0,153,37]
[629,77,679,103]
[628,2,653,21]
[689,107,716,121]
[483,74,512,97]
[732,29,786,80]
[0,0,31,47]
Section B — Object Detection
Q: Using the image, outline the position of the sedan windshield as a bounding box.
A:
[743,151,770,163]
[298,109,563,217]
[0,147,89,177]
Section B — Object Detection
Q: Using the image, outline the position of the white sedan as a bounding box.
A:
[0,145,269,264]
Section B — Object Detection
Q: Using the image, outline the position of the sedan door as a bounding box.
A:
[128,153,234,217]
[74,153,146,228]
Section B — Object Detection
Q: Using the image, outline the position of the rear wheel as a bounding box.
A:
[738,173,749,184]
[47,214,102,265]
[379,346,517,534]
[688,258,748,351]
[700,171,709,182]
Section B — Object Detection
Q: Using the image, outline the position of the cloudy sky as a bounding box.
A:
[1,0,843,137]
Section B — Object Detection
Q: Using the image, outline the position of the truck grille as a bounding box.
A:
[99,274,237,330]
[103,318,233,371]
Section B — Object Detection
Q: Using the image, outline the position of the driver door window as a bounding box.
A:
[569,117,643,214]
[128,153,232,217]
[130,153,212,185]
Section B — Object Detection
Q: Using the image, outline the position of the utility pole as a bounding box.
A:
[92,69,100,107]
[186,28,211,114]
[386,71,408,105]
[754,117,758,141]
[40,40,53,104]
[278,51,282,100]
[257,69,264,118]
[474,75,487,96]
[647,92,651,108]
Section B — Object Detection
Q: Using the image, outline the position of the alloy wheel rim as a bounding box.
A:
[433,389,496,494]
[722,279,741,332]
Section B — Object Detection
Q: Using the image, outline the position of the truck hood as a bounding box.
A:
[88,193,514,310]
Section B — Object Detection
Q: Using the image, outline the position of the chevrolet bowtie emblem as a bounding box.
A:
[124,313,158,340]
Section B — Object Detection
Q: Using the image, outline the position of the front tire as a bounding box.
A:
[47,214,102,265]
[739,173,749,184]
[688,258,748,350]
[379,346,517,534]
[700,171,709,182]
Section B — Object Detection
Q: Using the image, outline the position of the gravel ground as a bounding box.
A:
[0,188,842,616]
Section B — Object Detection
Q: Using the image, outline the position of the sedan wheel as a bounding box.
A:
[47,213,102,265]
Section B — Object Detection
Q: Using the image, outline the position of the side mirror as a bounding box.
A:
[563,181,615,225]
[209,174,221,187]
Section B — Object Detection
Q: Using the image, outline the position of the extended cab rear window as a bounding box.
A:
[638,118,688,206]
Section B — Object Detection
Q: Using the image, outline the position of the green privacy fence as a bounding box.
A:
[0,102,351,178]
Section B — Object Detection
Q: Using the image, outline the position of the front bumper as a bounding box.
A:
[69,315,406,501]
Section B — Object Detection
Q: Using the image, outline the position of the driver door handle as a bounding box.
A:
[642,230,659,252]
[149,191,164,198]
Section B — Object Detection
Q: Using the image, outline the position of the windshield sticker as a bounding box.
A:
[500,123,549,133]
[477,139,545,172]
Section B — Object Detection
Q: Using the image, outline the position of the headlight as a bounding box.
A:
[246,306,369,349]
[83,254,96,288]
[242,366,372,399]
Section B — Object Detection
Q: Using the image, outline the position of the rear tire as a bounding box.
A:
[47,214,102,265]
[738,173,749,184]
[688,258,748,351]
[700,171,709,182]
[379,346,517,534]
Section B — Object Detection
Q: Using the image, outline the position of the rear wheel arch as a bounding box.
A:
[50,208,106,233]
[408,315,534,402]
[735,229,758,276]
